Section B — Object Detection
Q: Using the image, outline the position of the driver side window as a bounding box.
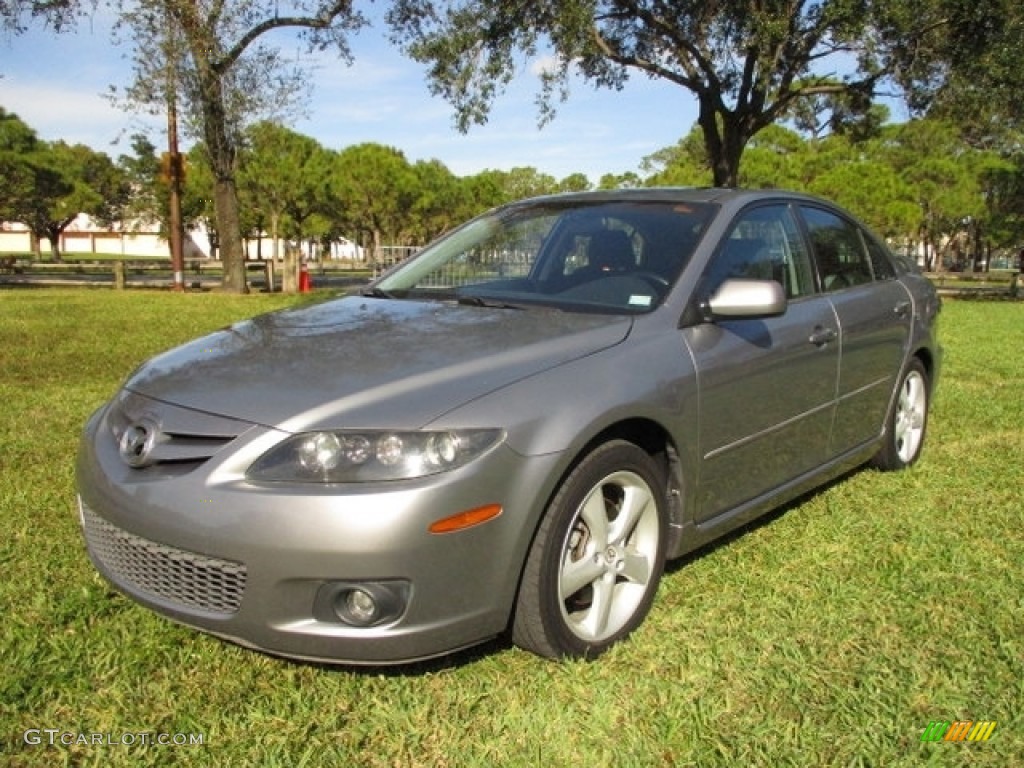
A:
[705,205,815,299]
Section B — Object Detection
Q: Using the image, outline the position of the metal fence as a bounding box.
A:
[416,248,535,289]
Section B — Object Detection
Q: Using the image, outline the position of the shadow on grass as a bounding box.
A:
[263,635,514,678]
[663,465,862,578]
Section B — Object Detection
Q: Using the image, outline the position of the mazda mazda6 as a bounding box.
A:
[77,188,941,664]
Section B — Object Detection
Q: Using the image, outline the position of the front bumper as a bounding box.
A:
[75,398,558,664]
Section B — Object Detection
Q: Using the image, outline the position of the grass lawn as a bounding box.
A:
[1,289,1021,766]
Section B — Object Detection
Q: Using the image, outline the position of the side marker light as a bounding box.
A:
[428,504,503,534]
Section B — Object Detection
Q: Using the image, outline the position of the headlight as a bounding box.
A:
[247,429,505,483]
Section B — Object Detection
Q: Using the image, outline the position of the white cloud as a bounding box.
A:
[1,79,162,150]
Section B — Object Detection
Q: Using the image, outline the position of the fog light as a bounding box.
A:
[313,581,410,627]
[340,588,377,625]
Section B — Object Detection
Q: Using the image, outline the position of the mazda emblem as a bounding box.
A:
[119,421,158,467]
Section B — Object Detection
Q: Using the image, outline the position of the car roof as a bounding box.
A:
[511,187,834,209]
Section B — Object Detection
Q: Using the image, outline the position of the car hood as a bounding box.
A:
[123,296,633,431]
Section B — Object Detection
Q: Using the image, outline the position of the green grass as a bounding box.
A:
[1,289,1021,766]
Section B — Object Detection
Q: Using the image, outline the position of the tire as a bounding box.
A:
[871,358,930,471]
[512,440,668,659]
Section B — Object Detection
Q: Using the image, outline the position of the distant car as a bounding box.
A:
[77,188,942,664]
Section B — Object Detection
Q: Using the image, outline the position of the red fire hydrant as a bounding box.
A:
[298,262,311,293]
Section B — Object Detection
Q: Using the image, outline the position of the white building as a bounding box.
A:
[0,215,365,262]
[0,215,209,259]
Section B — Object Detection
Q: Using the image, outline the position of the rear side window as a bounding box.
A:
[800,206,874,291]
[865,238,897,280]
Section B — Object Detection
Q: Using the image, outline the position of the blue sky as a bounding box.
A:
[0,12,698,182]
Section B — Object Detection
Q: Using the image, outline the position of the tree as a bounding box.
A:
[558,172,592,192]
[104,0,368,292]
[0,107,40,220]
[805,152,919,242]
[735,124,809,190]
[238,121,333,262]
[117,133,212,256]
[237,121,336,290]
[330,143,419,264]
[0,0,77,31]
[873,120,990,270]
[456,167,560,202]
[387,0,935,187]
[3,139,126,260]
[639,117,983,257]
[982,157,1024,252]
[877,0,1024,130]
[880,0,1024,262]
[460,170,508,211]
[784,84,890,144]
[640,128,712,187]
[408,158,471,242]
[116,134,164,229]
[5,1,368,290]
[597,171,641,189]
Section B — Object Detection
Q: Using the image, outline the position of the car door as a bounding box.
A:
[799,205,913,454]
[683,203,839,523]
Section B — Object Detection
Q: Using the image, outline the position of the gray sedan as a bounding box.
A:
[76,188,941,663]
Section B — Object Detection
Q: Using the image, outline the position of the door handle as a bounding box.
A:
[809,326,837,346]
[893,301,911,318]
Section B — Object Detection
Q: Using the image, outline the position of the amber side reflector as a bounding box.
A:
[428,504,503,534]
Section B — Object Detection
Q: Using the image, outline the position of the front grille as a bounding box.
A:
[80,501,246,615]
[107,391,249,472]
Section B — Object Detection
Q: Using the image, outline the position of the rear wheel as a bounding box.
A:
[871,358,929,471]
[513,440,667,659]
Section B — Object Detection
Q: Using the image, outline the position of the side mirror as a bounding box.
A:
[704,278,787,319]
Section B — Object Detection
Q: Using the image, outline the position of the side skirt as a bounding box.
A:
[666,438,881,561]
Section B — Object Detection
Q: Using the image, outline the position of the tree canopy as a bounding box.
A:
[106,0,369,292]
[5,0,1023,286]
[4,0,1024,276]
[0,108,129,260]
[5,99,1022,275]
[387,0,1023,187]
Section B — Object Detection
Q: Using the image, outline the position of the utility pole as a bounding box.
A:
[165,9,185,291]
[167,93,185,291]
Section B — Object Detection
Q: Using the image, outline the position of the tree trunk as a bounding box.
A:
[270,212,281,262]
[282,242,299,294]
[698,102,745,188]
[44,225,62,262]
[193,58,248,293]
[213,175,248,293]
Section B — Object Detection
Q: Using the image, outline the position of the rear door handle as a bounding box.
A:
[809,326,837,346]
[894,301,911,318]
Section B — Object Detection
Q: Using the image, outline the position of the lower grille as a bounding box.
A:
[80,500,246,615]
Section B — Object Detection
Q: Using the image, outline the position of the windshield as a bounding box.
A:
[375,199,715,313]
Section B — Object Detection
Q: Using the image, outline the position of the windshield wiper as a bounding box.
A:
[457,295,527,310]
[457,295,564,312]
[360,286,396,299]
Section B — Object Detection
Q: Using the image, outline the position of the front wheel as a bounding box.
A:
[512,440,667,659]
[871,358,930,471]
